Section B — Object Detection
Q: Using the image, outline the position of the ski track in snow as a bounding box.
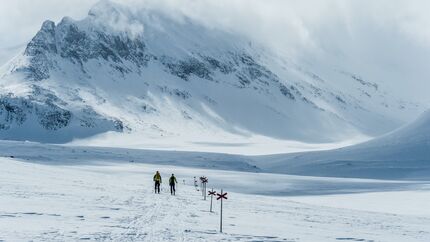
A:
[1,158,429,242]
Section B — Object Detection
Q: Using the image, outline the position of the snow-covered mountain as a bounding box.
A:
[0,0,424,145]
[254,109,430,180]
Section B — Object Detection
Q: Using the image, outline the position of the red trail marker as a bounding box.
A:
[216,189,228,233]
[208,189,216,212]
[200,177,208,200]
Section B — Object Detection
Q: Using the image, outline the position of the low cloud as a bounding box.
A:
[1,0,429,103]
[119,0,430,103]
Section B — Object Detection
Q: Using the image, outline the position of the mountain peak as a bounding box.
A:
[41,20,55,31]
[0,0,424,145]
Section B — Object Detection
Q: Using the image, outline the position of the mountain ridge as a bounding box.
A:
[0,0,424,147]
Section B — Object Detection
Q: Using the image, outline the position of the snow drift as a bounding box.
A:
[254,110,430,180]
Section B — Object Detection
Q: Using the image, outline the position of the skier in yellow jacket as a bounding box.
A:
[153,171,162,194]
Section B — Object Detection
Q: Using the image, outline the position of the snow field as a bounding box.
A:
[1,158,429,241]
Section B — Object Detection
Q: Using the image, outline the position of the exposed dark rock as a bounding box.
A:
[279,84,295,100]
[161,57,213,81]
[0,97,27,129]
[37,108,72,130]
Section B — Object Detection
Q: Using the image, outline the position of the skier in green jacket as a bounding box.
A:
[169,174,178,195]
[153,171,162,194]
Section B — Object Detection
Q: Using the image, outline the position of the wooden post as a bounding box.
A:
[204,182,207,200]
[210,189,213,212]
[200,177,208,200]
[208,189,216,213]
[220,189,223,233]
[216,189,228,233]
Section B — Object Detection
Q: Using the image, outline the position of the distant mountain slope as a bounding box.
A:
[254,110,430,180]
[0,0,424,144]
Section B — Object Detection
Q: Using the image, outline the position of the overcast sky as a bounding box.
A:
[1,0,429,51]
[0,0,429,103]
[0,0,96,47]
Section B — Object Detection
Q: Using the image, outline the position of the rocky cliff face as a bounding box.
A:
[0,0,423,143]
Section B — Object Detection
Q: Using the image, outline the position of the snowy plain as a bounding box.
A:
[1,141,429,242]
[0,1,429,241]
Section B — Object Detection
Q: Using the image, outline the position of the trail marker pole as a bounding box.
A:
[203,178,207,200]
[200,176,208,200]
[199,177,204,196]
[194,177,199,191]
[208,189,216,212]
[217,189,228,233]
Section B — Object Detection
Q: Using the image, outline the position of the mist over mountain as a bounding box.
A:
[0,0,427,151]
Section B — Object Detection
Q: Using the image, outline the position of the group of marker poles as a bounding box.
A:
[201,181,224,233]
[208,188,224,233]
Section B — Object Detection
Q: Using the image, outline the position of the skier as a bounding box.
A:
[153,171,162,194]
[169,174,178,195]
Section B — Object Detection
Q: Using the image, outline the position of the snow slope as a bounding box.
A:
[1,139,426,194]
[0,140,259,173]
[0,0,424,147]
[253,110,430,180]
[1,156,429,241]
[0,134,429,241]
